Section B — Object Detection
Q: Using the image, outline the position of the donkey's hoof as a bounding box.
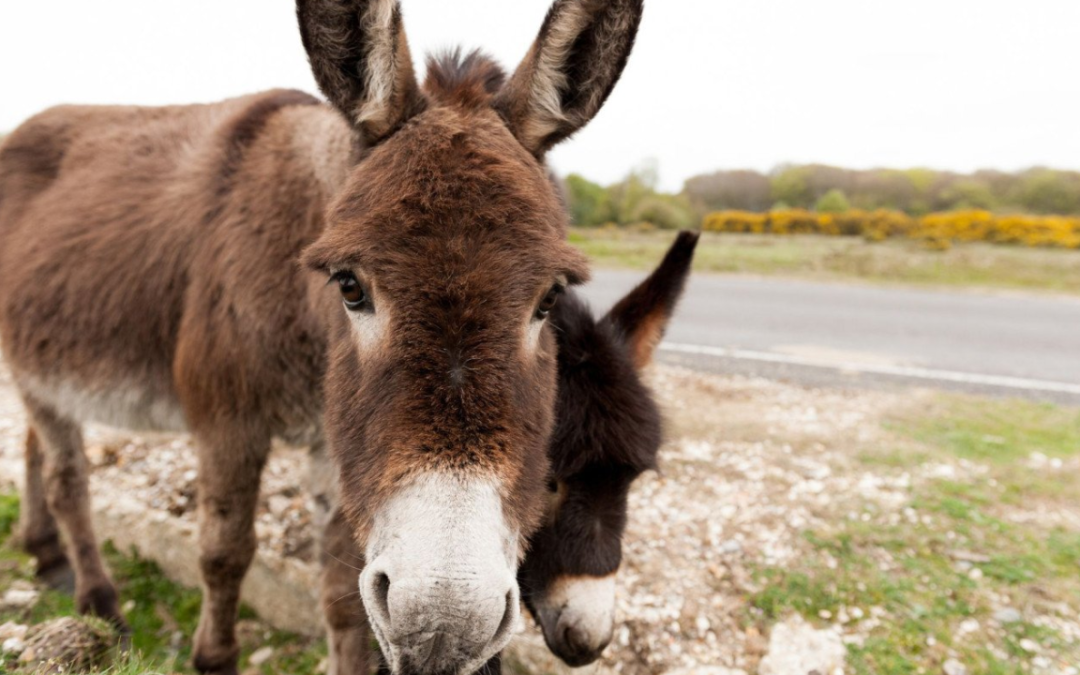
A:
[77,585,127,633]
[192,653,239,675]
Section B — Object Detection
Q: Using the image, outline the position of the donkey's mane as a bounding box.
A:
[424,48,507,109]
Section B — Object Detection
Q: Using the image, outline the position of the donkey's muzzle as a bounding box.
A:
[362,565,519,674]
[534,574,616,667]
[360,475,522,675]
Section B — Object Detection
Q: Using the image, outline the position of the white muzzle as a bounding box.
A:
[361,475,521,675]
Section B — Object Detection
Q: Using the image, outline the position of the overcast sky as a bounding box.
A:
[2,1,1078,191]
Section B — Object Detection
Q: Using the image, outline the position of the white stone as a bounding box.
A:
[992,608,1021,624]
[0,622,28,641]
[2,637,26,655]
[942,658,968,675]
[664,668,746,675]
[1,588,38,609]
[758,616,846,675]
[248,646,275,666]
[267,495,292,517]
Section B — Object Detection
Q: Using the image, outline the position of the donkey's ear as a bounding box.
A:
[602,231,698,371]
[296,0,425,146]
[494,0,644,156]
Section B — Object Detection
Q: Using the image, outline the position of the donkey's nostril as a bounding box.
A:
[490,588,518,648]
[566,626,591,656]
[372,571,391,622]
[557,621,607,667]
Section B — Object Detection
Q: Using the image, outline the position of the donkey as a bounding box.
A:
[0,1,645,674]
[359,231,697,674]
[521,230,698,668]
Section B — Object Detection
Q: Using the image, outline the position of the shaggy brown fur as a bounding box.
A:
[0,1,644,674]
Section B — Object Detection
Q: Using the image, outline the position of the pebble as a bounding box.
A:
[957,618,980,635]
[942,659,968,675]
[758,616,845,675]
[719,539,742,555]
[1018,638,1039,653]
[1,588,39,610]
[267,495,292,518]
[664,668,746,675]
[2,637,26,654]
[992,608,1021,624]
[0,622,28,641]
[248,646,275,666]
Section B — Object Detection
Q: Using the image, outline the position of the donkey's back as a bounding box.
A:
[0,89,346,433]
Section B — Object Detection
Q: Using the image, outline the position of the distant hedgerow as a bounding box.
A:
[702,209,1080,249]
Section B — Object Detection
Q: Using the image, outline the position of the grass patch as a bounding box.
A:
[884,394,1080,506]
[891,396,1080,464]
[749,393,1080,674]
[0,492,19,539]
[0,493,325,674]
[749,515,1080,674]
[570,228,1080,294]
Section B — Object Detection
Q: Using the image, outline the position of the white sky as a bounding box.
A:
[2,1,1078,191]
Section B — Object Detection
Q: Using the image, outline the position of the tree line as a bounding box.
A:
[564,164,1080,229]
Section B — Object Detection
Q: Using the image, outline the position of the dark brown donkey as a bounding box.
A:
[0,1,644,674]
[522,231,698,668]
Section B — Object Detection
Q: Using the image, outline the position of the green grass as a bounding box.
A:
[0,494,326,675]
[749,516,1080,674]
[749,394,1080,674]
[570,228,1080,294]
[889,396,1080,464]
[0,492,19,540]
[882,394,1080,507]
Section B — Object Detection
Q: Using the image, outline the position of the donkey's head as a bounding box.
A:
[520,232,698,667]
[297,1,643,673]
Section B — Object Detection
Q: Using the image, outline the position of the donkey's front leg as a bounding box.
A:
[320,508,373,675]
[191,428,270,675]
[309,442,373,675]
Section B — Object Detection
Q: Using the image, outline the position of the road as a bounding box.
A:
[582,271,1080,404]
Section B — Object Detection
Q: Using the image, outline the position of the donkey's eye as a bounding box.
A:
[332,272,372,312]
[534,284,564,320]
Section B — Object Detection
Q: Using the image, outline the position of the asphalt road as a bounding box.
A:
[581,271,1080,404]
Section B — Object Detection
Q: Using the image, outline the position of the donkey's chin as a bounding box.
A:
[535,574,617,667]
[360,474,522,675]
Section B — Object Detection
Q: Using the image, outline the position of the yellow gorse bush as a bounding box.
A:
[702,209,1080,249]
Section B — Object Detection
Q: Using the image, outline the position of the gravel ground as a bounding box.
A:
[1,360,1078,675]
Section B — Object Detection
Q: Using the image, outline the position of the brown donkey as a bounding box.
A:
[0,1,644,674]
[362,232,697,674]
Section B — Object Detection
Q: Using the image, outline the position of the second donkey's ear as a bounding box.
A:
[494,0,644,157]
[602,231,698,371]
[296,0,425,146]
